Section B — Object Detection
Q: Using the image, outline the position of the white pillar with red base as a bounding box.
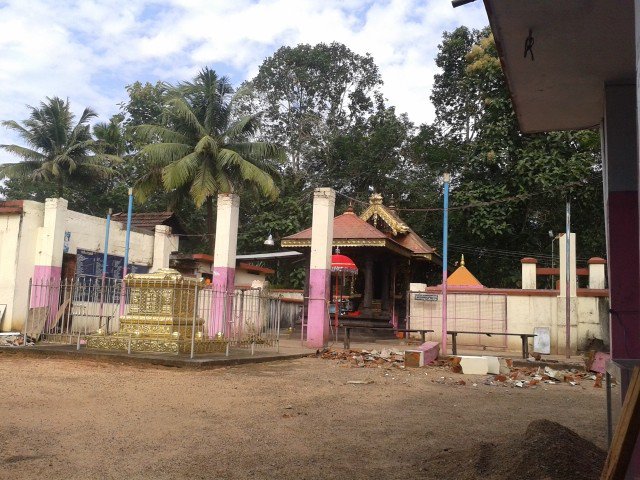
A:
[209,193,240,338]
[306,188,335,349]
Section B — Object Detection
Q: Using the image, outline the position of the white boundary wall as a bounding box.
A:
[409,288,608,355]
[0,199,179,332]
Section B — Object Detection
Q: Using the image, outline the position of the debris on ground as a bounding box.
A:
[424,419,606,480]
[346,380,374,385]
[315,348,606,388]
[315,348,405,368]
[485,365,606,389]
[0,334,35,347]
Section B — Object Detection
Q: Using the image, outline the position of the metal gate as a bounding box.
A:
[408,292,508,350]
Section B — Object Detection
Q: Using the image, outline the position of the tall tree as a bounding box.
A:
[0,96,119,198]
[313,105,414,197]
[134,68,284,254]
[239,42,383,172]
[427,30,604,286]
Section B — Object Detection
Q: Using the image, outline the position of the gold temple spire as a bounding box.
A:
[460,254,465,267]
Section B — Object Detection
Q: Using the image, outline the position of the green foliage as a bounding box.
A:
[133,67,284,253]
[0,96,119,199]
[0,35,606,289]
[239,42,383,172]
[428,30,604,286]
[237,173,312,288]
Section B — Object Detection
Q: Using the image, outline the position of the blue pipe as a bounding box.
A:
[123,188,133,278]
[102,209,112,278]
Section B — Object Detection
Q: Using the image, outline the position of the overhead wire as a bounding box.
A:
[334,176,599,213]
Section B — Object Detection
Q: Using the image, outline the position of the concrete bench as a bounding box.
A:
[447,331,537,359]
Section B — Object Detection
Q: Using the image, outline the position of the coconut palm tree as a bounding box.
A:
[0,97,119,198]
[93,114,127,156]
[135,68,284,253]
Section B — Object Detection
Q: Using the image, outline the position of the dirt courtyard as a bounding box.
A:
[0,352,608,479]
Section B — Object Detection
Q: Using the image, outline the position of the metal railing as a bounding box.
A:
[24,275,286,355]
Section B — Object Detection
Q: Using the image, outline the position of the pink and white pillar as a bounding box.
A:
[306,188,335,348]
[31,198,67,326]
[209,193,240,338]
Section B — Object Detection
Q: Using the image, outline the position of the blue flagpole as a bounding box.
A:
[98,208,112,330]
[119,188,134,316]
[441,173,450,354]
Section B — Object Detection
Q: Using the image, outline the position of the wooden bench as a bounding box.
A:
[339,324,434,349]
[447,331,537,359]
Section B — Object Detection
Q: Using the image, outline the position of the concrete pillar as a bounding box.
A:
[520,257,537,289]
[558,233,577,297]
[587,257,607,289]
[31,198,67,321]
[604,82,640,477]
[152,225,179,272]
[306,188,335,348]
[603,84,640,360]
[209,193,240,338]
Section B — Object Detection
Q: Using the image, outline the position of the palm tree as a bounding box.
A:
[135,68,284,254]
[0,97,119,198]
[93,114,127,156]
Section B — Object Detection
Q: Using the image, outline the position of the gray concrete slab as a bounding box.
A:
[0,342,312,369]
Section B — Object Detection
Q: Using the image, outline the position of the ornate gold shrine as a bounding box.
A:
[86,268,225,354]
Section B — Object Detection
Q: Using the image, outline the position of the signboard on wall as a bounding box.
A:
[415,293,439,302]
[75,249,149,279]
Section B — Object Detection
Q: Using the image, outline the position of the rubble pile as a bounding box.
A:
[316,348,405,368]
[0,334,35,347]
[317,347,607,389]
[483,365,604,389]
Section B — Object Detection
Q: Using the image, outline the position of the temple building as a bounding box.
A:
[281,194,440,327]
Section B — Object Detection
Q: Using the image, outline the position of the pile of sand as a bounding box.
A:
[423,419,606,480]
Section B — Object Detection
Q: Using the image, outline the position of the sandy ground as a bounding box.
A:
[0,353,609,480]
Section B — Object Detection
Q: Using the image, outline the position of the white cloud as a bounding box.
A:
[0,0,488,155]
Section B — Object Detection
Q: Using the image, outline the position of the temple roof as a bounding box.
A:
[447,255,484,288]
[281,194,435,260]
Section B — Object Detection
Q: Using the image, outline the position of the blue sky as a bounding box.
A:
[0,0,488,152]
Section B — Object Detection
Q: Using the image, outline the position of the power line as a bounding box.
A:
[334,176,599,212]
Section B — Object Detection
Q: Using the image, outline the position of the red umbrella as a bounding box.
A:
[331,254,358,275]
[330,253,357,338]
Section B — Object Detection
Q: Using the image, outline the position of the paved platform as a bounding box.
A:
[0,340,312,369]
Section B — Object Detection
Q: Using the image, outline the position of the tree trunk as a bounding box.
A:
[206,196,215,256]
[57,177,63,198]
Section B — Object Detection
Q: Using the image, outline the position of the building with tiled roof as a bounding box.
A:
[282,194,436,261]
[111,211,187,235]
[281,194,440,327]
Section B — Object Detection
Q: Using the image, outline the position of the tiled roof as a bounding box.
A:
[282,203,436,259]
[393,229,436,255]
[283,211,389,241]
[0,200,24,214]
[111,211,186,234]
